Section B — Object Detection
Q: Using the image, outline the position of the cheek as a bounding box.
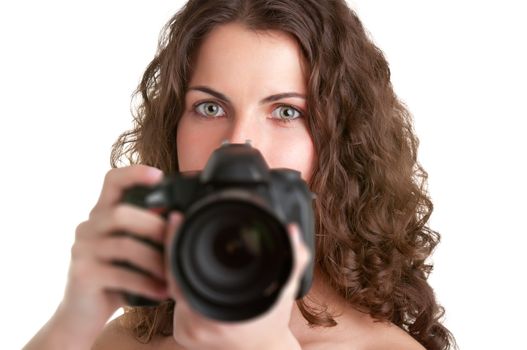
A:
[264,132,316,183]
[177,115,316,181]
[176,116,222,172]
[291,141,316,183]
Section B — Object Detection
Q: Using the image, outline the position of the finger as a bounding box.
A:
[97,263,169,301]
[94,235,166,281]
[67,257,169,301]
[279,223,311,301]
[81,203,166,243]
[92,165,164,211]
[164,212,185,300]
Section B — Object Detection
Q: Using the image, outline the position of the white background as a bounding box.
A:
[1,1,525,349]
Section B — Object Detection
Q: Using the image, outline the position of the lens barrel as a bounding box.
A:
[171,195,293,321]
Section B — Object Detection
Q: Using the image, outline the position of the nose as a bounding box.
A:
[224,114,261,146]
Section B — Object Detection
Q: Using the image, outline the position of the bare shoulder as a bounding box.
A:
[311,319,425,350]
[304,320,425,350]
[91,316,143,350]
[361,321,426,350]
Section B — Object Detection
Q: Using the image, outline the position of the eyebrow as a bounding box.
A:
[187,85,306,105]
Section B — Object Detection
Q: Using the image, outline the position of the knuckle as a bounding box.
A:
[108,205,129,232]
[110,205,126,223]
[88,206,99,221]
[103,168,117,185]
[88,209,113,237]
[128,164,149,179]
[70,242,82,259]
[70,259,94,283]
[74,220,89,240]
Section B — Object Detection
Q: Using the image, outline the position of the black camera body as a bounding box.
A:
[118,142,315,321]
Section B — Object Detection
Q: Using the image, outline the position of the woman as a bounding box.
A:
[23,0,456,349]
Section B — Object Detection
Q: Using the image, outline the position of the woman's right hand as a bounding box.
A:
[50,165,170,347]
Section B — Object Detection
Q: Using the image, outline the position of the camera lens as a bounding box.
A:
[194,212,276,295]
[172,198,293,321]
[213,221,268,268]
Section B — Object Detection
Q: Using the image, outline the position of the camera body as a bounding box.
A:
[118,142,315,321]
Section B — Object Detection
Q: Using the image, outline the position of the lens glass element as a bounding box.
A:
[213,221,272,269]
[175,199,292,310]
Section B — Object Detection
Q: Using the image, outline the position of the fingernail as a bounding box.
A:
[290,224,299,243]
[169,212,182,225]
[148,167,164,180]
[168,213,176,226]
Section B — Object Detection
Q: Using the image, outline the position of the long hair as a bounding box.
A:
[110,1,456,349]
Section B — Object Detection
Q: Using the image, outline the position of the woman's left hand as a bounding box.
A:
[163,211,310,350]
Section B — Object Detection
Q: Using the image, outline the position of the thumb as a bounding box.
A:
[280,223,311,301]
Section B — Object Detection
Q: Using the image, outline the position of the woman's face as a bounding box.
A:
[177,22,316,183]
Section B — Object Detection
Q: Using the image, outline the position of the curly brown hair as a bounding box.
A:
[110,0,456,349]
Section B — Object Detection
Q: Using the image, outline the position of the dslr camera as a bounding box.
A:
[116,141,315,322]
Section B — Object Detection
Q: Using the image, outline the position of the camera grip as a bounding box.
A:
[113,185,169,307]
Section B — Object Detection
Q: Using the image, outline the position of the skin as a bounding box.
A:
[24,21,426,350]
[177,25,315,181]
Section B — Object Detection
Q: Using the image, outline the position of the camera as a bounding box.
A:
[115,141,315,321]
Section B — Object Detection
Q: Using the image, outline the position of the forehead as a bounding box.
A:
[189,22,308,91]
